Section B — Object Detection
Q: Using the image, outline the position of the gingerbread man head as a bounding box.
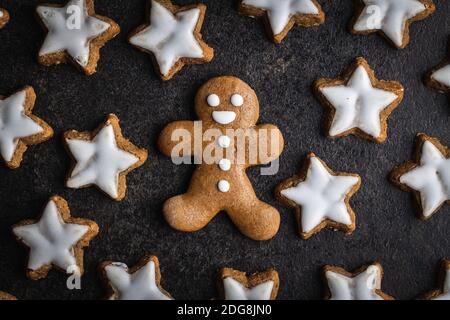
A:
[195,76,260,129]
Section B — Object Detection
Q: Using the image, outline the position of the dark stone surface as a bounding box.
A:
[0,0,449,300]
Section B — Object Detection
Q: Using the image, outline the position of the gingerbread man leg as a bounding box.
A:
[226,198,280,241]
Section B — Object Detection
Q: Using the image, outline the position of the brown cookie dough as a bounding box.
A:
[0,8,9,28]
[12,195,99,281]
[420,260,450,300]
[64,114,148,201]
[275,153,361,240]
[0,86,53,169]
[314,57,404,143]
[238,0,325,44]
[218,267,279,300]
[129,0,214,81]
[159,76,284,241]
[36,0,120,75]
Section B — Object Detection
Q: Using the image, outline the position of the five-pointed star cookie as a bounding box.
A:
[64,114,148,201]
[12,195,99,280]
[323,263,394,300]
[425,41,450,94]
[314,57,404,143]
[351,0,435,49]
[422,260,450,300]
[0,8,9,28]
[0,86,53,169]
[218,268,279,300]
[238,0,325,43]
[129,0,214,81]
[36,0,120,75]
[0,291,17,300]
[391,134,450,219]
[100,256,173,300]
[276,153,361,239]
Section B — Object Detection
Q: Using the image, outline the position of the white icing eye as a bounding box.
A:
[231,94,244,107]
[207,94,220,107]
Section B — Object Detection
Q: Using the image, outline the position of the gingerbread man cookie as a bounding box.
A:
[0,8,9,28]
[12,196,99,280]
[425,41,450,94]
[238,0,325,43]
[36,0,120,75]
[350,0,435,49]
[129,0,214,81]
[217,268,279,300]
[0,291,17,300]
[391,134,450,219]
[0,86,53,169]
[323,263,394,300]
[159,76,284,241]
[422,260,450,300]
[100,256,173,300]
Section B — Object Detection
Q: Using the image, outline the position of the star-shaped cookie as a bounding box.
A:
[100,256,173,300]
[391,134,450,219]
[64,114,148,201]
[314,57,404,143]
[350,0,435,49]
[36,0,120,75]
[0,8,9,28]
[323,263,394,300]
[0,86,53,169]
[422,260,450,300]
[276,153,361,239]
[217,268,279,300]
[12,195,99,280]
[129,0,214,81]
[425,41,450,94]
[238,0,325,43]
[0,291,17,300]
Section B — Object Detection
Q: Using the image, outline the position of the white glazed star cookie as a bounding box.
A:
[391,134,450,219]
[351,0,435,49]
[64,114,148,201]
[425,43,450,94]
[218,268,279,300]
[323,263,394,300]
[37,0,120,75]
[12,196,99,280]
[314,57,404,143]
[129,0,214,81]
[0,86,53,169]
[422,260,450,300]
[276,153,361,239]
[239,0,325,43]
[100,256,173,300]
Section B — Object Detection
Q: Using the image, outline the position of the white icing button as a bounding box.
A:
[218,135,231,148]
[207,94,220,107]
[218,180,230,193]
[231,94,244,107]
[219,159,231,171]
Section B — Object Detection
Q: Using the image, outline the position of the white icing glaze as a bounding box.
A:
[320,65,398,138]
[12,200,89,272]
[129,0,204,77]
[280,156,359,233]
[0,9,3,18]
[326,265,384,300]
[66,124,139,199]
[399,141,450,217]
[431,64,450,88]
[231,94,244,107]
[218,179,230,193]
[104,260,172,300]
[223,277,274,300]
[218,135,231,148]
[219,158,232,171]
[432,269,450,300]
[242,0,320,35]
[37,0,111,67]
[353,0,426,47]
[212,111,236,125]
[0,90,43,162]
[207,94,220,107]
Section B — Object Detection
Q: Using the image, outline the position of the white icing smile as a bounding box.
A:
[212,111,236,125]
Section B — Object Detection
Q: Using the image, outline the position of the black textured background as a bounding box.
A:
[0,0,449,300]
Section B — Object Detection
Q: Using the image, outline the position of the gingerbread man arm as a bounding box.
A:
[247,124,284,166]
[158,121,198,158]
